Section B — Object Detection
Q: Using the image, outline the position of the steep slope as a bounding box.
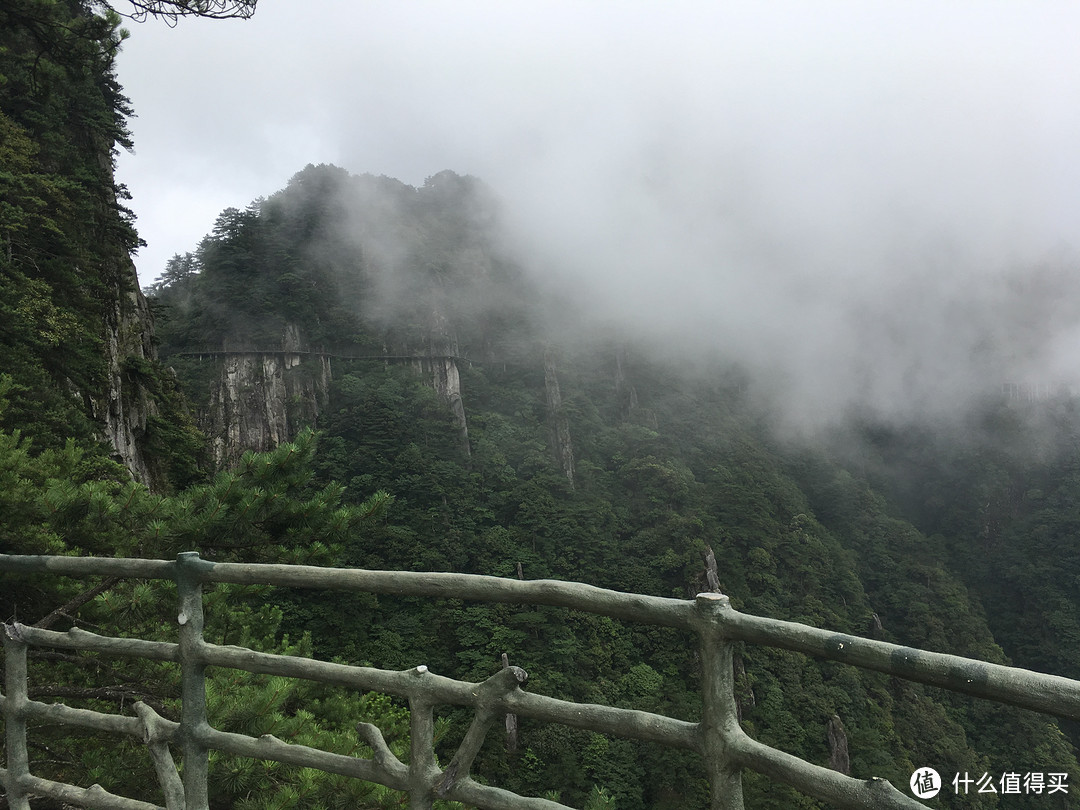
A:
[151,164,1080,809]
[0,0,200,490]
[153,164,530,467]
[836,398,1080,712]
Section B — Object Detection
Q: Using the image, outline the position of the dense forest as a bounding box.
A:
[4,2,1080,809]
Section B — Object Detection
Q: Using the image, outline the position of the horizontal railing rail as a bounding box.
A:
[2,552,1076,809]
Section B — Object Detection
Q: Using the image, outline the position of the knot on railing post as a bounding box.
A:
[498,664,528,688]
[695,591,731,612]
[3,621,30,650]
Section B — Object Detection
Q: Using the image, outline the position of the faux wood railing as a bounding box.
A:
[2,552,1079,809]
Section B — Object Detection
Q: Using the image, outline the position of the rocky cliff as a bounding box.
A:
[96,266,160,484]
[207,352,332,468]
[418,302,471,457]
[201,326,333,467]
[0,1,181,487]
[148,166,530,466]
[543,348,575,487]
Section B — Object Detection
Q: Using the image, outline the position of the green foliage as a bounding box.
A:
[0,405,403,806]
[0,380,386,575]
[836,399,1080,760]
[279,339,1080,808]
[200,620,416,810]
[0,0,193,497]
[65,578,432,809]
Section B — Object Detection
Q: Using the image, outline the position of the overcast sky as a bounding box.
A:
[115,1,1080,424]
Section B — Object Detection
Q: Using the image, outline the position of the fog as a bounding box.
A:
[116,1,1080,428]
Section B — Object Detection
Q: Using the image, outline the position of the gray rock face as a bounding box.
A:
[424,304,470,457]
[206,347,332,468]
[96,266,159,485]
[543,348,575,488]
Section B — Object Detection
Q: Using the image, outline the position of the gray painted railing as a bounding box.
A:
[1,552,1078,809]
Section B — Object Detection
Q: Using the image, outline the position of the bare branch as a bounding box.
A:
[133,703,185,810]
[437,667,528,797]
[33,577,120,630]
[355,722,403,774]
[27,685,169,716]
[113,0,257,25]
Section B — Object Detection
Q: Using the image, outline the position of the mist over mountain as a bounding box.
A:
[151,148,1080,448]
[496,159,1080,434]
[116,3,1080,437]
[140,160,1080,808]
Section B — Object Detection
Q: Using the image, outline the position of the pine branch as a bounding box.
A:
[28,685,169,715]
[29,650,161,688]
[33,576,120,630]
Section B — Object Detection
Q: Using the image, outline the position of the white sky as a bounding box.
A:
[114,1,1080,422]
[116,2,1080,283]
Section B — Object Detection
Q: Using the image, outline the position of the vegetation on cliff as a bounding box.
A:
[1,0,137,443]
[0,0,201,487]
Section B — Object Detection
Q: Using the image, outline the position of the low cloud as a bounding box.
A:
[119,1,1080,428]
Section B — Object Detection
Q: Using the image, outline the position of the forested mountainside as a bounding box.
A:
[144,163,1080,808]
[3,3,1080,809]
[0,0,199,487]
[833,401,1080,705]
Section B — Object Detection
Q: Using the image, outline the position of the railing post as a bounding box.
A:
[407,666,438,810]
[176,552,210,810]
[3,624,32,810]
[696,593,744,810]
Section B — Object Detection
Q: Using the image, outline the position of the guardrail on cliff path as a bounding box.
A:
[2,552,1080,810]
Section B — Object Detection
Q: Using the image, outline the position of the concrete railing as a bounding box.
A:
[2,552,1079,809]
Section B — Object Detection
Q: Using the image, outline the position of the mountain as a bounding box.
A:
[148,164,1080,809]
[0,0,201,490]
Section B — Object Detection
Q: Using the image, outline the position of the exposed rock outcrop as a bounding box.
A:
[827,715,851,775]
[425,304,470,457]
[614,345,639,418]
[95,264,159,485]
[544,347,575,488]
[204,327,332,468]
